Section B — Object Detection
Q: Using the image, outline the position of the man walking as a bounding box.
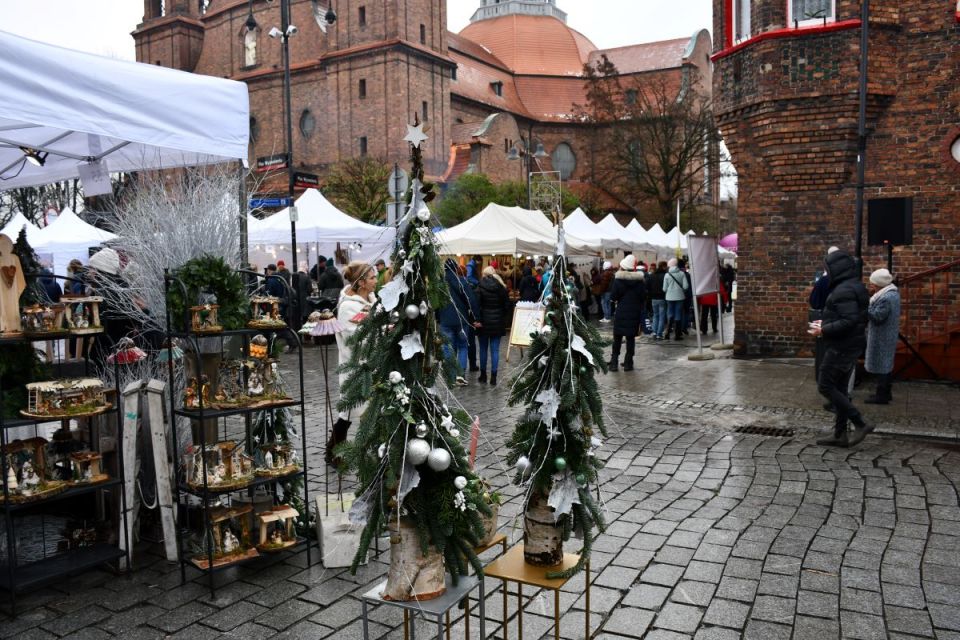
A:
[810,249,872,447]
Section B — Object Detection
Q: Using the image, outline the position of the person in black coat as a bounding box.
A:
[809,249,871,448]
[38,268,61,304]
[518,267,540,302]
[475,266,510,386]
[607,255,645,371]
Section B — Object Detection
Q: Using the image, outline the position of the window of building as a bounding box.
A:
[360,136,368,156]
[491,81,504,97]
[422,101,429,122]
[451,66,458,81]
[420,24,426,45]
[359,79,367,99]
[788,0,835,27]
[358,6,366,27]
[198,0,210,14]
[249,116,259,142]
[733,0,752,41]
[551,142,577,181]
[299,110,315,138]
[625,89,638,106]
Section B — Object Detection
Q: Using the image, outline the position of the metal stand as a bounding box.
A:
[360,574,486,640]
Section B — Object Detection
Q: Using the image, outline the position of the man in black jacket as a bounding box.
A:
[810,250,872,447]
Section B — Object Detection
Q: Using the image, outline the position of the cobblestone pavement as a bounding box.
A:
[3,323,960,639]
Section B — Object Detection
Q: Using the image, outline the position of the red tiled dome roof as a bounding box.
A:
[459,14,597,76]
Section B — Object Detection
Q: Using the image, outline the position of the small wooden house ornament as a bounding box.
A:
[257,505,299,551]
[21,303,66,335]
[248,296,285,329]
[69,451,108,484]
[190,303,221,333]
[191,504,259,569]
[23,378,108,419]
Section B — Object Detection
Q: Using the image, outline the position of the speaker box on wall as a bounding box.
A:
[868,197,913,246]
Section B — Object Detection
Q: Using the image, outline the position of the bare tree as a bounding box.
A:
[322,157,392,224]
[577,56,720,227]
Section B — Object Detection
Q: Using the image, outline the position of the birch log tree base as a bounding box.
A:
[523,490,564,567]
[381,517,446,602]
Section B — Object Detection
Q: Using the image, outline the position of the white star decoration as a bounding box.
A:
[535,388,562,425]
[399,332,424,360]
[404,123,429,148]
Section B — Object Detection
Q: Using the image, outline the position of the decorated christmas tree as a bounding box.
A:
[338,120,490,600]
[506,245,608,578]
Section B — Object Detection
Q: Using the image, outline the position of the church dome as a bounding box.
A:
[459,14,597,76]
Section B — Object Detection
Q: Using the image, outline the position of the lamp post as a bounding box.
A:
[507,130,549,210]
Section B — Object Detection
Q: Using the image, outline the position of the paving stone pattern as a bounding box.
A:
[2,335,960,639]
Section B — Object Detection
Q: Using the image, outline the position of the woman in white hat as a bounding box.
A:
[864,268,900,404]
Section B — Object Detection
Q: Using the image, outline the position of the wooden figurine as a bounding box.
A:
[22,378,109,419]
[190,304,221,333]
[0,438,67,504]
[21,303,66,335]
[191,504,259,569]
[69,451,109,485]
[0,234,26,335]
[257,505,299,551]
[248,296,285,329]
[61,296,103,334]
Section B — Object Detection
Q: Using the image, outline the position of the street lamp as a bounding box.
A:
[507,135,548,210]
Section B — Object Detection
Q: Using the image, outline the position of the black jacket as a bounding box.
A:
[648,269,667,300]
[821,251,868,349]
[518,269,540,302]
[611,270,646,336]
[476,275,510,337]
[317,264,345,294]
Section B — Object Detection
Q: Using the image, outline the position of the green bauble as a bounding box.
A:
[575,473,586,486]
[554,457,567,471]
[579,366,587,374]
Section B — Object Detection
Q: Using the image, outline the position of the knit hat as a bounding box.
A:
[619,255,637,271]
[869,268,893,287]
[277,260,286,268]
[667,258,678,268]
[602,261,612,270]
[88,248,120,276]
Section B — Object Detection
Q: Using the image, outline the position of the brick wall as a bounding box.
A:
[713,0,960,356]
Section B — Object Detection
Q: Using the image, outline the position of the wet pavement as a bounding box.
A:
[3,311,960,639]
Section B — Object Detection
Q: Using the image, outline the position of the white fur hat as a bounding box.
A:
[88,248,120,276]
[619,255,637,271]
[602,261,612,270]
[667,258,678,268]
[869,268,893,287]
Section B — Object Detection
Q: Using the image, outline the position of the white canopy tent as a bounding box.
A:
[32,207,118,278]
[248,189,396,271]
[0,212,42,246]
[562,209,604,247]
[0,30,249,189]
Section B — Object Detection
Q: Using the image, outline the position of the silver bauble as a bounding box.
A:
[515,455,531,474]
[406,438,430,465]
[426,448,452,472]
[449,428,460,439]
[415,422,429,438]
[416,207,432,222]
[454,475,468,490]
[404,304,420,320]
[388,371,403,384]
[389,311,400,323]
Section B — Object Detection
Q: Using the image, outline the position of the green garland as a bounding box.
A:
[167,255,247,331]
[506,256,609,579]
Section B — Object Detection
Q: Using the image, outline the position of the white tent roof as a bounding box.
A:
[596,214,640,252]
[33,206,117,250]
[645,223,670,248]
[249,188,395,245]
[437,203,600,256]
[0,30,249,189]
[562,209,602,245]
[0,212,42,245]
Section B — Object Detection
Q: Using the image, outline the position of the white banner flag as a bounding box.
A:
[688,235,720,297]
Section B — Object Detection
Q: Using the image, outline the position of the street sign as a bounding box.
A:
[294,172,320,189]
[249,197,293,209]
[388,166,409,197]
[256,153,288,173]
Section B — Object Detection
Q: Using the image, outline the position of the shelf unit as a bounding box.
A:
[0,326,130,615]
[164,273,312,596]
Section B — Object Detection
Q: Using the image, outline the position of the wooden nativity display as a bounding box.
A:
[22,378,110,419]
[255,442,299,478]
[190,504,259,569]
[1,437,68,504]
[248,296,285,329]
[61,295,103,334]
[185,440,255,491]
[191,303,221,333]
[21,303,66,336]
[69,451,109,485]
[256,505,299,552]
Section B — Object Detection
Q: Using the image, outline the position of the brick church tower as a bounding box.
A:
[133,0,453,179]
[712,1,960,362]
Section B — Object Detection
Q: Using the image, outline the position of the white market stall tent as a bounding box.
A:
[0,212,42,246]
[0,30,250,189]
[248,189,396,270]
[562,209,604,248]
[32,207,118,278]
[436,203,601,257]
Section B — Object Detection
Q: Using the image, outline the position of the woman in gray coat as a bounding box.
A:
[864,268,900,404]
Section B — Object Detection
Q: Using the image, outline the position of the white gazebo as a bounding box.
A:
[0,212,42,246]
[33,207,118,278]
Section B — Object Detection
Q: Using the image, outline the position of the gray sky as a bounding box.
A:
[0,1,712,60]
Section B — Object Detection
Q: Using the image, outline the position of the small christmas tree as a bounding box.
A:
[506,246,608,579]
[338,119,489,599]
[13,226,45,307]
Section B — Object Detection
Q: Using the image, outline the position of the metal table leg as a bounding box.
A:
[554,588,560,640]
[361,600,369,640]
[501,578,508,640]
[517,583,523,639]
[479,577,486,640]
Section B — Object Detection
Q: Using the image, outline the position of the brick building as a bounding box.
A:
[712,0,960,365]
[133,0,712,216]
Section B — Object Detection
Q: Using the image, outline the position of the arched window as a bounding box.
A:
[551,142,576,180]
[299,110,316,138]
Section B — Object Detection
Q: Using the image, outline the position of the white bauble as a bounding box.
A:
[415,422,429,438]
[378,443,387,459]
[454,476,468,490]
[389,371,403,384]
[449,428,460,439]
[417,206,432,222]
[404,304,420,320]
[540,325,552,335]
[406,438,431,465]
[426,448,452,472]
[419,301,428,316]
[516,455,531,474]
